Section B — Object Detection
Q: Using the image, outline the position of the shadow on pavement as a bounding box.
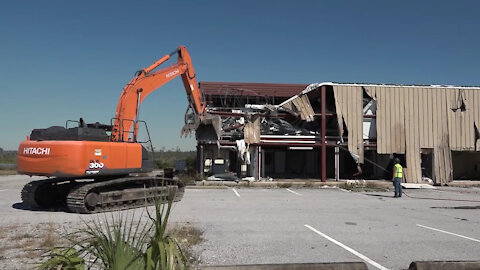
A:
[12,202,67,212]
[364,193,395,199]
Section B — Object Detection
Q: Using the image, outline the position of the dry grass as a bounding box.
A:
[13,239,36,256]
[277,182,292,188]
[0,170,16,175]
[11,233,34,241]
[341,181,389,192]
[0,222,79,267]
[26,250,43,259]
[168,223,203,265]
[0,245,11,256]
[39,223,58,248]
[304,181,314,188]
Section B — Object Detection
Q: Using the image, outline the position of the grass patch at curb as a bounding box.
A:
[277,183,292,188]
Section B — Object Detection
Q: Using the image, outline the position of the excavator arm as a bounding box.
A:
[111,46,206,142]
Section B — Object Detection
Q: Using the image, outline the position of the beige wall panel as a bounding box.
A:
[357,87,364,162]
[463,89,470,149]
[282,102,293,111]
[413,87,422,183]
[451,89,459,150]
[464,90,472,150]
[400,87,406,153]
[398,87,405,153]
[333,86,364,163]
[441,89,453,184]
[432,89,441,182]
[376,88,385,153]
[446,90,456,149]
[475,89,480,150]
[423,88,429,147]
[291,98,304,120]
[427,88,434,148]
[346,87,353,156]
[477,89,480,150]
[456,91,463,150]
[300,95,315,122]
[333,86,345,137]
[405,87,421,183]
[458,89,466,150]
[418,88,425,147]
[467,90,475,150]
[470,90,476,149]
[380,87,388,153]
[460,90,466,149]
[414,87,421,158]
[392,87,399,152]
[409,87,415,155]
[385,87,393,152]
[463,90,469,149]
[347,84,480,184]
[353,86,364,163]
[444,89,454,183]
[434,88,442,150]
[365,87,376,98]
[349,87,356,160]
[434,91,445,184]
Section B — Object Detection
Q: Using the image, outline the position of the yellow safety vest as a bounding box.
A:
[394,164,403,178]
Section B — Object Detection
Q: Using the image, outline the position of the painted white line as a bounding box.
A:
[417,224,480,243]
[305,224,388,270]
[286,188,302,196]
[0,189,7,192]
[232,188,240,198]
[339,188,351,193]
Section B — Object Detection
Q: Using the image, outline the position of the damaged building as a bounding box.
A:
[195,81,480,185]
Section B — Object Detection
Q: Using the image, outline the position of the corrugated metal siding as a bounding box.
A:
[358,85,480,184]
[333,86,364,163]
[199,81,309,97]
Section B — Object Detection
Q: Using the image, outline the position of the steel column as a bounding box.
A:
[321,86,326,182]
[199,144,204,178]
[335,146,339,181]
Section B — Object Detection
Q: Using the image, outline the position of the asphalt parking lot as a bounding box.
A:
[1,175,480,270]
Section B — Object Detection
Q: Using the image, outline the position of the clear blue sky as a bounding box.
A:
[1,0,479,151]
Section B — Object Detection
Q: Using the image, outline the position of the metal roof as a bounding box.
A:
[199,81,309,97]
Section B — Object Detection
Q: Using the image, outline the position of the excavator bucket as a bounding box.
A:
[181,113,222,142]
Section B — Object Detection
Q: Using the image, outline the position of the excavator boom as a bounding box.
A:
[112,46,205,142]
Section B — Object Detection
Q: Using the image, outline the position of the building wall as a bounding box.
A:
[196,82,480,183]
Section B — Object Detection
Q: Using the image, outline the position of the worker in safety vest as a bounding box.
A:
[392,158,403,198]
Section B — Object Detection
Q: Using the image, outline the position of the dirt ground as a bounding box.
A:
[0,222,83,269]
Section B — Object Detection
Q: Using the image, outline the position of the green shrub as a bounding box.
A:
[40,195,187,270]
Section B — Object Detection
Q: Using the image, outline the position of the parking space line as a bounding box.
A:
[286,188,302,196]
[417,224,480,243]
[305,224,388,270]
[232,188,240,197]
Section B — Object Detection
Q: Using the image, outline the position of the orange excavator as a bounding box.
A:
[17,46,215,213]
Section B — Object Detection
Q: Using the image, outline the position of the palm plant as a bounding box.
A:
[39,192,187,270]
[145,195,187,270]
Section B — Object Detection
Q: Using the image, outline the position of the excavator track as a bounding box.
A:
[66,176,184,214]
[21,178,78,209]
[22,176,184,214]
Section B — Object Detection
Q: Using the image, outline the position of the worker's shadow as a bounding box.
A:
[12,202,68,212]
[364,193,395,199]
